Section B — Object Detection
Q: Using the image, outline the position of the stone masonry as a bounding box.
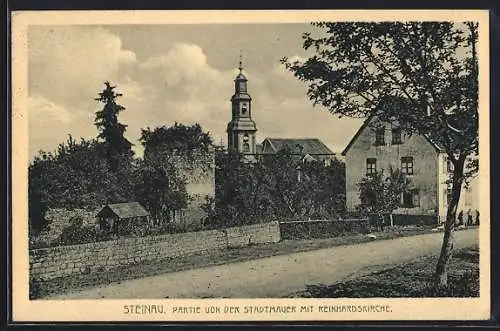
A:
[30,221,280,281]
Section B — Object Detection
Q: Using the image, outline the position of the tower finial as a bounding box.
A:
[238,50,243,73]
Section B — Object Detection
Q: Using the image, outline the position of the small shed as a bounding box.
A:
[96,202,150,235]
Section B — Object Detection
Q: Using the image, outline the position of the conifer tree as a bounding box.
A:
[94,81,133,172]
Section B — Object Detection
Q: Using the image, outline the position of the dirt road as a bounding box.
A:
[50,229,478,299]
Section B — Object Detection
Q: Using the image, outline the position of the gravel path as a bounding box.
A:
[50,229,478,299]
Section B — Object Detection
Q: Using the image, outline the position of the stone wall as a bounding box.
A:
[225,222,281,248]
[38,208,100,245]
[30,221,280,281]
[279,219,370,240]
[171,151,216,228]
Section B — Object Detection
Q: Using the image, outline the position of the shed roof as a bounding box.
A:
[262,138,335,155]
[97,202,150,219]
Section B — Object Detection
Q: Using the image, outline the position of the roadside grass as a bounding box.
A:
[31,225,466,299]
[292,245,479,298]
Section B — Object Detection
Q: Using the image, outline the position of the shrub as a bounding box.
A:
[55,216,111,246]
[29,234,52,250]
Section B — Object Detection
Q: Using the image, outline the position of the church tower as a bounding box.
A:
[226,57,257,155]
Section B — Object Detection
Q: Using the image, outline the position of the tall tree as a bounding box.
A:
[283,22,479,290]
[94,81,133,172]
[137,123,214,225]
[134,152,189,225]
[262,149,317,219]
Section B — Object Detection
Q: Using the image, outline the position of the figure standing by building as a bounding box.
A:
[457,210,463,226]
[467,209,473,226]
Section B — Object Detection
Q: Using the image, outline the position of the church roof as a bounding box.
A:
[262,138,335,155]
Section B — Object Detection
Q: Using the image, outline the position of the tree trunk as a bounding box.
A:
[434,156,465,291]
[389,213,394,227]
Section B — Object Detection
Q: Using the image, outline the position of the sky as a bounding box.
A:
[27,23,364,158]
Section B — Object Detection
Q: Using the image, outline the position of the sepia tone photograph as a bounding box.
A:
[11,10,490,321]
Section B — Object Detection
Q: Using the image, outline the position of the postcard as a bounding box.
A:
[11,9,490,322]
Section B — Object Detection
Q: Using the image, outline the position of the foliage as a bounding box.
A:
[282,21,479,289]
[29,85,218,242]
[283,22,478,165]
[356,167,409,229]
[55,216,110,246]
[208,149,266,228]
[209,147,346,228]
[28,136,128,233]
[137,123,215,224]
[94,81,134,171]
[134,152,189,224]
[140,123,213,159]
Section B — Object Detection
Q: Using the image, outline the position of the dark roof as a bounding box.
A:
[235,72,247,81]
[341,115,444,156]
[263,138,335,155]
[97,202,150,219]
[256,144,263,154]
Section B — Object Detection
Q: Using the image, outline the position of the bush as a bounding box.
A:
[29,235,51,250]
[56,216,111,246]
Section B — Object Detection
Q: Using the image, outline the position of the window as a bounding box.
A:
[447,160,454,173]
[401,189,420,208]
[401,156,414,175]
[392,127,402,144]
[242,134,250,152]
[402,192,413,208]
[241,103,248,115]
[366,158,377,175]
[443,157,454,173]
[375,128,385,145]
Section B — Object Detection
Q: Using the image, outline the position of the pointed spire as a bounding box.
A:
[238,50,244,73]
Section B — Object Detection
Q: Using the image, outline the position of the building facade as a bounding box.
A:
[342,116,478,224]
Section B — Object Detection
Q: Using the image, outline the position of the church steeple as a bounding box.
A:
[227,54,257,155]
[238,52,244,73]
